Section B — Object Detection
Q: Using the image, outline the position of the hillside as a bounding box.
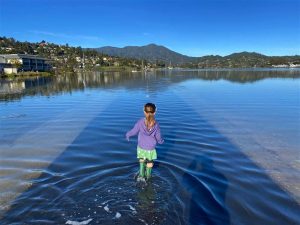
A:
[95,45,300,68]
[95,44,196,65]
[1,37,299,69]
[0,37,149,72]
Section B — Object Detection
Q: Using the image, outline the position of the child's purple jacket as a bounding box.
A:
[126,118,164,150]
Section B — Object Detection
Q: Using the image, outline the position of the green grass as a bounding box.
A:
[95,66,139,72]
[1,71,54,78]
[19,71,53,76]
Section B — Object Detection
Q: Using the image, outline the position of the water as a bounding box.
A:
[0,69,299,225]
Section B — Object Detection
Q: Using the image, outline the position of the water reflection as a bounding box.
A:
[0,68,299,224]
[1,69,299,101]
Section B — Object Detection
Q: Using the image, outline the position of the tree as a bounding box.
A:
[9,58,22,69]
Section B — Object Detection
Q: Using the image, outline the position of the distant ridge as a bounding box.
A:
[94,44,197,65]
[94,44,300,67]
[1,35,298,68]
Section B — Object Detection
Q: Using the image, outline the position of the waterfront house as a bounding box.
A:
[0,54,52,74]
[0,55,12,74]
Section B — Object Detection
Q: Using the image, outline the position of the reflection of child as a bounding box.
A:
[126,103,164,181]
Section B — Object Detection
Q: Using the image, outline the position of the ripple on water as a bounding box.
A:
[1,71,300,224]
[2,163,187,224]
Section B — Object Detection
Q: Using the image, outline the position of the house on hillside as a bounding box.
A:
[0,54,52,75]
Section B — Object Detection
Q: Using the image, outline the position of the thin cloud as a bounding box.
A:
[29,30,101,41]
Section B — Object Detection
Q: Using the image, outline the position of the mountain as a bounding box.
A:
[94,45,273,66]
[94,44,300,68]
[94,44,197,65]
[218,52,270,68]
[2,36,299,69]
[0,36,300,71]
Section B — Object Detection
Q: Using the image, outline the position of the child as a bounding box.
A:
[126,103,164,181]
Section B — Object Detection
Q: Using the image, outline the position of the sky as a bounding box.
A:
[0,0,299,56]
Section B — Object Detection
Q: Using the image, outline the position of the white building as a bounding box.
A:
[0,54,52,74]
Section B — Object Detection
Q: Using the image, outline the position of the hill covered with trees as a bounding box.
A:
[96,44,300,68]
[1,37,299,70]
[0,37,151,72]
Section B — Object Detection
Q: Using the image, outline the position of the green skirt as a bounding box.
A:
[137,146,157,160]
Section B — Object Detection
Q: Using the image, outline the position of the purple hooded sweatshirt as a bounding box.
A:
[126,118,164,150]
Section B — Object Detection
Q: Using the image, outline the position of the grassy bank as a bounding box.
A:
[1,71,54,78]
[94,66,140,72]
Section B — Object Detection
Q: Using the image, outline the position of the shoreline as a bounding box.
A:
[0,71,54,78]
[1,67,300,78]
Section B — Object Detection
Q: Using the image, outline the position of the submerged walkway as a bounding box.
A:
[1,88,299,224]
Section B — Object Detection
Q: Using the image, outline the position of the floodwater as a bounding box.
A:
[0,69,299,225]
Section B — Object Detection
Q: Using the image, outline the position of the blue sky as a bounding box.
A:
[0,0,299,56]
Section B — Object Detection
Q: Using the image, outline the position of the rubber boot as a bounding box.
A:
[139,162,145,178]
[146,166,152,180]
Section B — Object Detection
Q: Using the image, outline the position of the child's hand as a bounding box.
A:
[126,135,130,141]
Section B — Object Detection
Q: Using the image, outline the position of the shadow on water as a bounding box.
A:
[1,96,173,225]
[182,155,229,225]
[1,72,300,225]
[154,93,300,225]
[154,114,230,224]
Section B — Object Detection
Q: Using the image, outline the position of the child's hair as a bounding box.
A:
[144,103,156,113]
